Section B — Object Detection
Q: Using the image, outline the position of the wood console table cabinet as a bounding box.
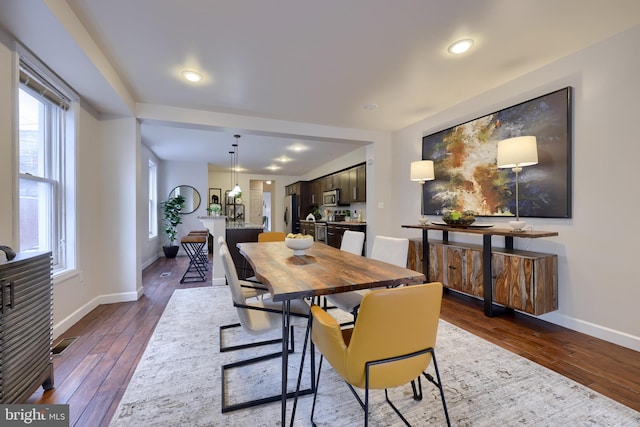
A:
[0,251,54,403]
[402,224,558,317]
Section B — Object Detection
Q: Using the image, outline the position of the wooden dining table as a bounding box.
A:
[237,241,426,426]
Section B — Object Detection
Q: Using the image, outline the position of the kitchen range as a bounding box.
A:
[299,212,365,255]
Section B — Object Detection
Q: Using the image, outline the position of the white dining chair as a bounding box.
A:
[340,230,365,255]
[325,235,410,318]
[218,243,311,412]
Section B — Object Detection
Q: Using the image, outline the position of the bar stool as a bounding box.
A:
[180,234,207,283]
[188,230,209,271]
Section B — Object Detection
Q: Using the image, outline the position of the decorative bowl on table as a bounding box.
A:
[442,210,476,226]
[285,234,314,255]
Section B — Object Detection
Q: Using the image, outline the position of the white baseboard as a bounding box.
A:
[540,312,640,352]
[52,287,143,340]
[142,254,159,270]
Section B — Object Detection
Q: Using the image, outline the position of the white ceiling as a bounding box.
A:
[1,1,639,175]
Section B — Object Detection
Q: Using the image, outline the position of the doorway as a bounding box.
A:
[249,180,275,230]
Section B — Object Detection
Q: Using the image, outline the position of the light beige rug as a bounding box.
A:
[109,286,640,426]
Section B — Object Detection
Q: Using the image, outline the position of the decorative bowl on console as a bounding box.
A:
[442,210,476,226]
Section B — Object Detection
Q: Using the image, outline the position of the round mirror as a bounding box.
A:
[168,185,201,214]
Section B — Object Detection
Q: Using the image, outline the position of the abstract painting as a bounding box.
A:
[422,87,572,218]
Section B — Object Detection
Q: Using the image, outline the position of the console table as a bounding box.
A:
[402,223,558,317]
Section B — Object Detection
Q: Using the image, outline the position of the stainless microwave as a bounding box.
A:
[323,189,340,206]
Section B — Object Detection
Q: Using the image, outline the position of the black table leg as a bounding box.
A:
[422,229,429,280]
[281,300,290,425]
[483,234,506,317]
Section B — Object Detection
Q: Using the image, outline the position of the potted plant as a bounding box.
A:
[162,194,185,258]
[206,203,222,217]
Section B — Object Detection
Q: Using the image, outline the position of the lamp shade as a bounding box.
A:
[410,160,435,182]
[496,136,538,169]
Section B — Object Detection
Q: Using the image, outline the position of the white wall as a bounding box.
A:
[160,160,209,254]
[394,26,640,351]
[0,34,145,338]
[0,32,15,251]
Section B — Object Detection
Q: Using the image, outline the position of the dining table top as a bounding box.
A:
[237,241,426,302]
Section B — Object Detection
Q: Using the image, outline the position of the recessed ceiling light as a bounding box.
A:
[448,39,474,54]
[287,145,308,153]
[267,165,282,171]
[276,156,292,163]
[363,103,378,110]
[181,70,202,82]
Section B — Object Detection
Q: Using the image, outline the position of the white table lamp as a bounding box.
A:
[410,160,435,224]
[497,136,538,230]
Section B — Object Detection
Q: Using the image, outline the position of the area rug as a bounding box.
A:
[109,286,639,426]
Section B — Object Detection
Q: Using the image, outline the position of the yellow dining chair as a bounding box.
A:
[257,231,286,242]
[310,282,450,426]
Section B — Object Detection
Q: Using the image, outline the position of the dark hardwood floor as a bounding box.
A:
[27,256,639,426]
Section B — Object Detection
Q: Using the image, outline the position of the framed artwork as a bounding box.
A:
[422,87,572,218]
[208,188,222,205]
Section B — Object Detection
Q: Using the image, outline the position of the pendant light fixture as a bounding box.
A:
[231,134,242,197]
[228,149,236,197]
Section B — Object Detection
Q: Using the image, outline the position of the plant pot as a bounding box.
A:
[163,245,179,258]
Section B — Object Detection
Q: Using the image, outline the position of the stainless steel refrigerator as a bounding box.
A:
[283,194,299,234]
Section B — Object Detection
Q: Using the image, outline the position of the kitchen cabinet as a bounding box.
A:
[339,163,366,204]
[285,182,301,196]
[307,163,367,206]
[0,251,54,403]
[285,181,312,218]
[299,221,316,239]
[354,164,366,202]
[337,171,350,204]
[403,224,558,317]
[310,179,323,206]
[342,164,366,203]
[324,175,337,191]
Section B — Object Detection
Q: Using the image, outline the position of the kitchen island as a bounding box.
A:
[198,217,264,284]
[225,222,264,279]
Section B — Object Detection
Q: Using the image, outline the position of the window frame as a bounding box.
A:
[16,46,78,277]
[148,159,158,239]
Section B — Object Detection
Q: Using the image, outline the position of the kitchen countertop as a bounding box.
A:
[300,220,366,225]
[225,222,265,229]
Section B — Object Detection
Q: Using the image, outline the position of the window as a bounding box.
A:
[148,159,158,238]
[18,49,76,275]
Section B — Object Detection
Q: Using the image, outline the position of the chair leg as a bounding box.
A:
[219,323,294,353]
[423,350,451,427]
[310,355,325,426]
[383,389,411,426]
[411,376,423,401]
[367,348,450,426]
[291,313,316,427]
[220,323,315,413]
